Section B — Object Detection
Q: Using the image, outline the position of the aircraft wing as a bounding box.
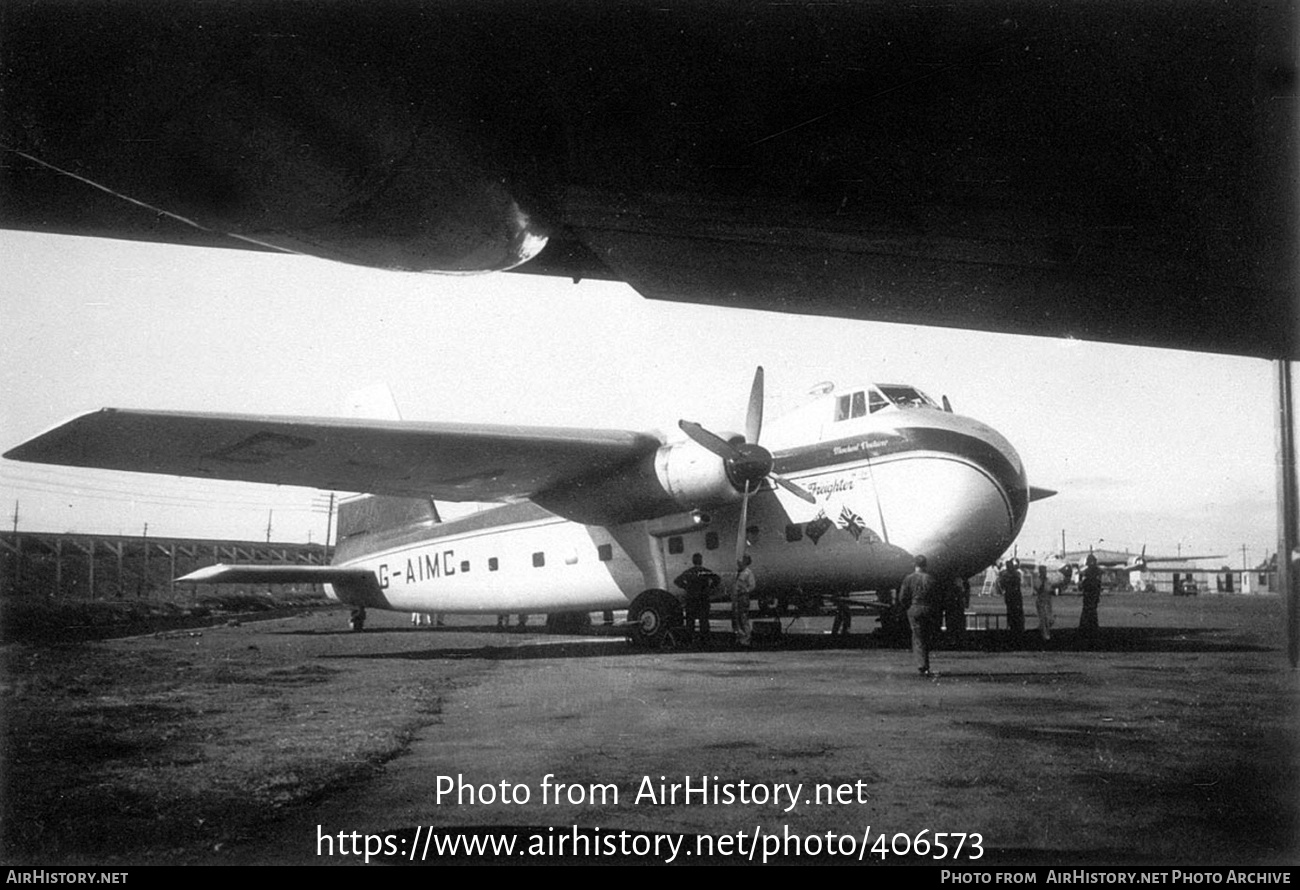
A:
[3,409,663,503]
[2,2,1294,360]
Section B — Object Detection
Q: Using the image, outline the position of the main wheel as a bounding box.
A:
[626,589,684,649]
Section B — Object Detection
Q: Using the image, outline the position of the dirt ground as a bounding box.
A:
[2,593,1297,866]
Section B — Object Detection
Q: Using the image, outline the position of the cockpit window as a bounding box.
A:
[835,385,934,421]
[877,385,937,408]
[836,390,871,421]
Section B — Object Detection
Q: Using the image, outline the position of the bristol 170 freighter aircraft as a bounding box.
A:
[4,369,1049,646]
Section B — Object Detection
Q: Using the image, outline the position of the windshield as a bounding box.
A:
[876,385,937,409]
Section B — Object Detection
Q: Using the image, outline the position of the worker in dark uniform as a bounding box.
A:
[996,559,1025,636]
[1078,553,1103,644]
[831,600,853,637]
[943,576,969,645]
[899,554,940,676]
[674,553,721,646]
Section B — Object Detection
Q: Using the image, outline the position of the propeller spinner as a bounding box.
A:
[678,367,815,567]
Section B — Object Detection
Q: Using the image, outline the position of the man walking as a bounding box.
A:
[899,554,940,676]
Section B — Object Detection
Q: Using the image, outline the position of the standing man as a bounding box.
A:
[732,555,756,648]
[1078,554,1103,644]
[1033,565,1054,642]
[675,553,721,646]
[899,554,940,677]
[997,559,1025,635]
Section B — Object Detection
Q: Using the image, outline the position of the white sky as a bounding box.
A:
[1,230,1290,569]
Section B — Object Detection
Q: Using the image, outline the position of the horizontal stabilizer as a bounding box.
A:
[177,564,383,606]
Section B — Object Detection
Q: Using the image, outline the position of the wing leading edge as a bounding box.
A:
[4,409,663,503]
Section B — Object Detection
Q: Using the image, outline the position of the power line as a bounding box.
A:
[0,481,319,512]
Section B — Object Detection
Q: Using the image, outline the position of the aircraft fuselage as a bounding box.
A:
[326,400,1027,615]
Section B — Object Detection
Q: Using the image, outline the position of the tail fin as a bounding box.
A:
[338,495,442,543]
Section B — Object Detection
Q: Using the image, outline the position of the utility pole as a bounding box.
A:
[265,510,273,543]
[11,500,17,533]
[325,492,335,558]
[140,522,148,598]
[1241,544,1249,571]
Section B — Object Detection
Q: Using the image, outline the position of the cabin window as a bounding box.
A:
[851,390,867,418]
[488,557,499,571]
[597,544,613,562]
[532,552,545,568]
[668,536,684,554]
[705,532,720,550]
[869,389,888,413]
[836,394,851,421]
[564,549,579,566]
[460,560,471,573]
[785,524,803,543]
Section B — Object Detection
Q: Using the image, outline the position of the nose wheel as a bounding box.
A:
[626,589,684,649]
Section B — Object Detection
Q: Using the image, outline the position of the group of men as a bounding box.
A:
[672,552,756,648]
[991,555,1103,642]
[671,547,1106,664]
[901,551,1105,677]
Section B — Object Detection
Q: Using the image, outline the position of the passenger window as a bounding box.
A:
[705,532,720,550]
[532,552,545,568]
[489,558,499,571]
[668,536,684,554]
[785,524,803,543]
[460,561,471,573]
[597,544,613,562]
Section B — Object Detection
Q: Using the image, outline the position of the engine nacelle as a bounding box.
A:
[652,440,743,510]
[532,440,742,525]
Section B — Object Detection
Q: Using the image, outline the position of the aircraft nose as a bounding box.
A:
[872,414,1029,576]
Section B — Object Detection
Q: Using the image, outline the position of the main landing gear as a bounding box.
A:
[348,607,366,632]
[626,589,685,649]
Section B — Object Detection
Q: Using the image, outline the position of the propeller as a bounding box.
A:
[678,367,816,568]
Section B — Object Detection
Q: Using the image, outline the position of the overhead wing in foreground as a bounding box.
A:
[3,409,663,505]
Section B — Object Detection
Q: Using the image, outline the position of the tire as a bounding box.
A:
[545,611,593,634]
[626,589,684,649]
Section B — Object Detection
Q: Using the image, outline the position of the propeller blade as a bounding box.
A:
[735,482,752,569]
[770,472,817,504]
[679,420,739,460]
[745,366,764,444]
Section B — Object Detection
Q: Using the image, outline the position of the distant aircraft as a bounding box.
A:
[4,369,1053,645]
[1037,547,1226,592]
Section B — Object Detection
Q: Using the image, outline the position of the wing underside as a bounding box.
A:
[4,409,663,503]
